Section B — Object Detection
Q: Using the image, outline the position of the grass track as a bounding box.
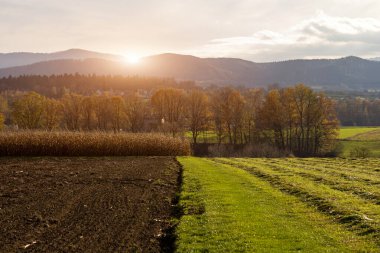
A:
[176,157,377,252]
[214,158,380,241]
[235,158,380,204]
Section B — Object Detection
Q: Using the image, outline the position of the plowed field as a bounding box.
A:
[0,157,180,253]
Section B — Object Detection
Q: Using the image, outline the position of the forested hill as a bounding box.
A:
[0,75,196,97]
[1,50,380,91]
[0,49,121,68]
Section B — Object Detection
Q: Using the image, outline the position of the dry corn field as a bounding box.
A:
[0,131,190,156]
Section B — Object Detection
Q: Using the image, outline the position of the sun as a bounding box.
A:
[124,54,141,64]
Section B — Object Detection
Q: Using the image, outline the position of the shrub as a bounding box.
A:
[0,131,190,156]
[239,144,290,158]
[207,143,289,157]
[325,142,344,157]
[207,144,235,157]
[349,147,371,158]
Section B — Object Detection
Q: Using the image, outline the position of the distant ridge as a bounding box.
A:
[0,49,122,68]
[1,49,380,90]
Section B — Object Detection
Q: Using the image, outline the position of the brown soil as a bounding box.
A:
[0,157,181,253]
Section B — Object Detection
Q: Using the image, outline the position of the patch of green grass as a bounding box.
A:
[348,129,380,141]
[234,158,380,204]
[176,157,376,252]
[214,158,380,247]
[339,127,379,139]
[338,127,380,157]
[184,131,227,143]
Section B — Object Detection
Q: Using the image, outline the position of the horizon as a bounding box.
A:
[0,48,376,64]
[1,1,380,62]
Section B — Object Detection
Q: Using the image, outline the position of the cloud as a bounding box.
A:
[193,11,380,62]
[1,0,380,59]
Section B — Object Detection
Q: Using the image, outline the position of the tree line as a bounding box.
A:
[2,74,379,127]
[336,97,380,126]
[0,74,196,97]
[0,84,338,156]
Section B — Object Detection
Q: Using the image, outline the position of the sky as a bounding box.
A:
[1,0,380,62]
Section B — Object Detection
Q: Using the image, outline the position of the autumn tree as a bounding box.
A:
[258,84,338,156]
[42,98,62,130]
[257,89,287,149]
[151,88,186,136]
[62,93,83,130]
[81,96,95,130]
[211,87,245,144]
[12,92,45,129]
[0,95,8,116]
[93,94,112,130]
[0,95,7,130]
[209,90,225,144]
[109,96,127,132]
[295,89,338,155]
[225,89,246,144]
[187,89,209,143]
[242,88,264,143]
[125,95,146,132]
[281,87,297,150]
[0,113,4,130]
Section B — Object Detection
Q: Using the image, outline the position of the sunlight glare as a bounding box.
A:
[125,54,141,64]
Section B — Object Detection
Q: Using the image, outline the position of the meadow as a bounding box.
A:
[339,127,380,157]
[338,126,379,139]
[176,157,380,252]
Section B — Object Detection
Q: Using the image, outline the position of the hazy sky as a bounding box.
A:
[1,0,380,61]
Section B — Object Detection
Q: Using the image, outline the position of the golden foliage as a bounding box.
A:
[0,113,4,130]
[12,92,45,129]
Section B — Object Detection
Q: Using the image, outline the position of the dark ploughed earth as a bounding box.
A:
[0,157,181,253]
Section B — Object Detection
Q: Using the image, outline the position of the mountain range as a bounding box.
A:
[0,49,121,68]
[1,49,380,91]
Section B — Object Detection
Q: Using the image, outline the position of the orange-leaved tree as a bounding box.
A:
[187,89,209,144]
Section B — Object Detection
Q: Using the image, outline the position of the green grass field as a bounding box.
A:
[185,131,222,143]
[338,127,380,157]
[176,157,380,252]
[338,127,379,139]
[348,129,380,141]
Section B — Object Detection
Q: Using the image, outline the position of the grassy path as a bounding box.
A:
[176,157,378,252]
[214,158,380,239]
